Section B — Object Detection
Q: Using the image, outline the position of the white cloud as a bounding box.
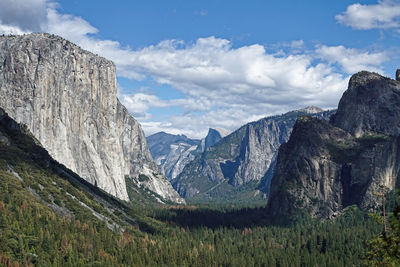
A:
[118,93,172,120]
[315,45,388,74]
[0,24,29,35]
[0,0,47,31]
[0,0,392,138]
[45,9,98,40]
[336,0,400,30]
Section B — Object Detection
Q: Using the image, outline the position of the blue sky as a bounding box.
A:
[0,0,399,138]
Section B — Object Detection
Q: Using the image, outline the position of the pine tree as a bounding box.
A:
[366,190,400,266]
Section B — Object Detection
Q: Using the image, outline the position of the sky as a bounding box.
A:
[0,0,399,138]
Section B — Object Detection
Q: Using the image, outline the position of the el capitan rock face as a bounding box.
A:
[0,33,183,203]
[268,71,400,218]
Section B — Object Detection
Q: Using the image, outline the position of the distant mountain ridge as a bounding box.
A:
[299,106,324,114]
[147,128,229,180]
[172,107,334,204]
[147,132,201,180]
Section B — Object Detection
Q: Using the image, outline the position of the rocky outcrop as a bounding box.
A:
[268,71,400,218]
[299,106,324,114]
[0,33,183,203]
[147,128,229,181]
[173,108,333,202]
[147,132,200,180]
[201,128,229,151]
[331,71,400,137]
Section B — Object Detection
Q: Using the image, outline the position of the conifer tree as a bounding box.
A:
[366,190,400,266]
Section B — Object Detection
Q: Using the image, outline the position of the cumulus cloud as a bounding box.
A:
[0,24,29,35]
[315,45,388,74]
[117,38,392,137]
[45,9,98,40]
[118,93,172,120]
[336,0,400,30]
[0,0,392,138]
[0,0,48,31]
[118,38,345,100]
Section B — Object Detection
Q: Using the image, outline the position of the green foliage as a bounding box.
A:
[0,110,387,266]
[204,126,246,159]
[138,174,150,182]
[327,140,361,163]
[0,158,383,267]
[188,180,267,206]
[177,109,335,206]
[327,132,389,164]
[366,190,400,266]
[357,132,389,145]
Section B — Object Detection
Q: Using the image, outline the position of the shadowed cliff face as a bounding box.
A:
[203,128,229,151]
[172,108,334,203]
[331,71,400,137]
[0,33,183,203]
[268,71,400,219]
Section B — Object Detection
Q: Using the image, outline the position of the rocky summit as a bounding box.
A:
[268,71,400,218]
[147,132,201,180]
[331,71,400,137]
[147,128,229,181]
[0,33,183,203]
[172,108,333,203]
[201,128,230,152]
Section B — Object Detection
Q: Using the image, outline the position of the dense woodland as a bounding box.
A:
[0,174,390,266]
[0,113,399,266]
[0,155,398,266]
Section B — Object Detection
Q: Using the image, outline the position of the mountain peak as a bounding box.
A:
[331,70,400,137]
[268,69,400,219]
[298,106,324,114]
[208,127,230,138]
[204,128,229,150]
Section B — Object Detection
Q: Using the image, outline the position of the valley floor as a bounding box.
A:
[0,122,391,266]
[0,168,384,267]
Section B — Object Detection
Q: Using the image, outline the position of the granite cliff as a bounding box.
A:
[0,33,183,203]
[268,71,400,218]
[147,132,200,180]
[147,128,228,180]
[200,128,230,152]
[172,107,333,203]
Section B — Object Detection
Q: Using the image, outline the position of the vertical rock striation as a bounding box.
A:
[147,132,201,180]
[172,108,333,202]
[268,71,400,218]
[331,71,400,137]
[0,33,183,203]
[147,128,229,181]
